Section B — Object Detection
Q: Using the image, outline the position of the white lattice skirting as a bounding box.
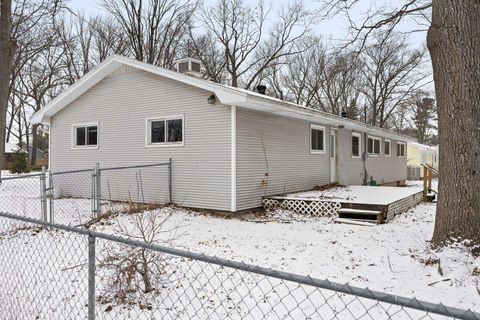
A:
[263,198,342,216]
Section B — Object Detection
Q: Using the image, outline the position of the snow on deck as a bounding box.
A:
[272,185,424,205]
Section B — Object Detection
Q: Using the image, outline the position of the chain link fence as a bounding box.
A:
[0,211,478,320]
[0,161,171,226]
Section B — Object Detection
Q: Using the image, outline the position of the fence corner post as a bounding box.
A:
[168,158,172,204]
[88,234,96,320]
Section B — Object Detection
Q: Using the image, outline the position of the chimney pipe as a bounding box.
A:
[256,84,267,95]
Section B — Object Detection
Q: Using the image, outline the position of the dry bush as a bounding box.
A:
[97,210,185,308]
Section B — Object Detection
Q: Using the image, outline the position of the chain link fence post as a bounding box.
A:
[48,170,54,223]
[168,158,172,204]
[88,234,96,320]
[40,166,47,222]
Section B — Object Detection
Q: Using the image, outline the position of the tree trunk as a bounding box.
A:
[427,0,480,254]
[0,0,16,170]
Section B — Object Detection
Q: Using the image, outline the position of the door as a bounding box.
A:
[330,130,338,183]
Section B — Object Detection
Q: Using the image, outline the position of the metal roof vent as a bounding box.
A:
[175,57,202,78]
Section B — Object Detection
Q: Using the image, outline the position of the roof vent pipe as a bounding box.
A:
[256,84,267,95]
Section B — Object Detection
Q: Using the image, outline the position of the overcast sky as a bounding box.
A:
[68,0,429,49]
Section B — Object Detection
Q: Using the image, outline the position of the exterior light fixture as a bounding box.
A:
[207,94,216,104]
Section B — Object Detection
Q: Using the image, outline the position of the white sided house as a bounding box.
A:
[31,55,415,213]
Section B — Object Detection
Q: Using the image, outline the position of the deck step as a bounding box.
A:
[338,208,383,216]
[334,218,377,226]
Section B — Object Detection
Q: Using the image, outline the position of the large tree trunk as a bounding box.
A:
[0,0,16,170]
[427,0,480,254]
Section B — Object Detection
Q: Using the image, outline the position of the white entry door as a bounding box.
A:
[330,130,337,183]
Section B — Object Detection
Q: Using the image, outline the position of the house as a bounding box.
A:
[30,55,415,213]
[407,142,439,179]
[3,143,47,169]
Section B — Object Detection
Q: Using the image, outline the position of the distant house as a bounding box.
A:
[407,142,439,178]
[3,143,47,169]
[31,55,415,213]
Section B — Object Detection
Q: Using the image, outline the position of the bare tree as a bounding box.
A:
[357,31,427,128]
[200,0,316,88]
[100,0,197,68]
[99,210,185,306]
[318,0,480,254]
[181,29,228,83]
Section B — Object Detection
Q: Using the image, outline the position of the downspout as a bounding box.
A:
[362,132,368,185]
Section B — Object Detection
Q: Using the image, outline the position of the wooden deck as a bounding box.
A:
[263,186,424,224]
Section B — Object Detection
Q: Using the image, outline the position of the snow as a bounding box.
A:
[274,185,424,205]
[0,177,478,318]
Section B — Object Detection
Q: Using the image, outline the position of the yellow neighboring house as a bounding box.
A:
[407,142,439,179]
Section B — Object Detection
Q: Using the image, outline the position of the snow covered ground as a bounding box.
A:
[0,177,478,319]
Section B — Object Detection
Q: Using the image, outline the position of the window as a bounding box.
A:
[351,133,361,158]
[147,116,183,146]
[191,62,201,73]
[178,62,189,73]
[310,125,326,153]
[73,124,98,148]
[397,142,406,157]
[367,136,381,155]
[384,139,391,157]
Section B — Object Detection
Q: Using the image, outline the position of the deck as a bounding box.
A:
[263,186,424,224]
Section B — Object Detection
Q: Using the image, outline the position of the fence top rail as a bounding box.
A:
[0,211,478,320]
[99,162,170,171]
[51,168,94,175]
[0,173,43,180]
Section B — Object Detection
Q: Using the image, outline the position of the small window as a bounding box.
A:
[351,133,361,158]
[191,62,201,73]
[367,136,381,155]
[397,142,406,157]
[73,124,98,148]
[384,139,391,157]
[178,62,189,73]
[310,125,325,153]
[147,116,183,146]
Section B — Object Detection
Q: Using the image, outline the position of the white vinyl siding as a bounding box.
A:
[50,68,232,211]
[236,108,330,211]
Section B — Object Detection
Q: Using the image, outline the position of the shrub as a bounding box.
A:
[10,149,30,174]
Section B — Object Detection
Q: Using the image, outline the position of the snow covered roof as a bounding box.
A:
[30,55,416,142]
[5,143,20,153]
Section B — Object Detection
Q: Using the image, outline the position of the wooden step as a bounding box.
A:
[338,208,384,224]
[334,218,377,226]
[338,208,383,216]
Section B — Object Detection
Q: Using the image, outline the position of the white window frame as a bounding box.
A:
[397,141,406,158]
[71,122,99,150]
[145,115,184,147]
[384,139,391,157]
[310,124,326,154]
[367,136,382,156]
[351,132,362,158]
